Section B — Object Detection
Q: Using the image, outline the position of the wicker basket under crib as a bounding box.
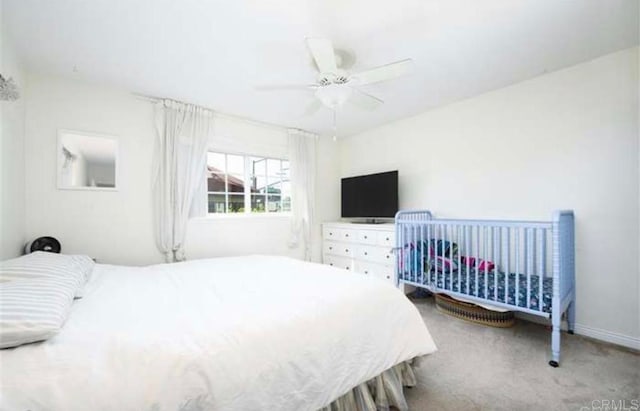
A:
[434,294,515,328]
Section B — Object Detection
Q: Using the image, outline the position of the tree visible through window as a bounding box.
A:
[206,152,291,214]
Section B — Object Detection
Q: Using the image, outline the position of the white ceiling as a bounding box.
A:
[4,0,639,137]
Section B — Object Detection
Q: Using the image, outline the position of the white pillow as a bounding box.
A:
[0,252,94,297]
[0,276,78,349]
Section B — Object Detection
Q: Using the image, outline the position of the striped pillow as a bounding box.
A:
[0,252,94,297]
[0,276,78,348]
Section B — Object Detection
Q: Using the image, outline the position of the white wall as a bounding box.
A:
[23,73,339,265]
[24,75,159,265]
[0,3,26,259]
[339,47,639,347]
[313,136,341,261]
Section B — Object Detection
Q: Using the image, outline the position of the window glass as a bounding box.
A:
[250,157,266,176]
[207,152,290,215]
[208,193,226,214]
[266,158,281,176]
[254,176,268,194]
[227,154,244,175]
[227,174,245,193]
[251,194,266,213]
[207,152,225,171]
[228,194,245,213]
[281,180,292,212]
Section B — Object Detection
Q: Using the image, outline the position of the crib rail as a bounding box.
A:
[395,210,433,222]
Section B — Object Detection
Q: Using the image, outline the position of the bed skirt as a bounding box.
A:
[318,359,418,411]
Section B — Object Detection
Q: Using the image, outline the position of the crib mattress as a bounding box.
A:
[401,269,553,313]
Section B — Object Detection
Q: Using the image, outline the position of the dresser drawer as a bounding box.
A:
[340,228,356,242]
[323,255,354,272]
[358,245,394,265]
[323,226,344,241]
[324,241,354,258]
[377,231,395,247]
[354,244,374,260]
[377,265,396,285]
[383,248,394,264]
[353,260,375,277]
[356,230,378,245]
[354,261,395,284]
[354,261,383,277]
[322,226,357,242]
[379,248,394,265]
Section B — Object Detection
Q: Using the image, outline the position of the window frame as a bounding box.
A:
[205,150,291,218]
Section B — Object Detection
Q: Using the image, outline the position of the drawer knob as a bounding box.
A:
[364,236,368,239]
[329,247,333,250]
[346,267,350,270]
[329,263,333,266]
[386,255,390,259]
[385,237,389,241]
[345,249,349,253]
[330,233,333,236]
[345,234,349,237]
[364,270,369,274]
[364,252,368,256]
[386,275,390,279]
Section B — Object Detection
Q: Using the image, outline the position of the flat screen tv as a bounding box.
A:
[341,171,398,219]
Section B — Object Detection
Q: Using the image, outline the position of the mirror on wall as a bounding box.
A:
[57,130,118,190]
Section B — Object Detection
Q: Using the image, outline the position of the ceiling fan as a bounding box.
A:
[255,38,413,116]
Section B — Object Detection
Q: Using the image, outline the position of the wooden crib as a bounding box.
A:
[395,210,575,367]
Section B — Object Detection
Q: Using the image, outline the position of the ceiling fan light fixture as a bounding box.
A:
[314,84,352,109]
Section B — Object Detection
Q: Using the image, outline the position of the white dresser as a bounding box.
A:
[321,222,396,285]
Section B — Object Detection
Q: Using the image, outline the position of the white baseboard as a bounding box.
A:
[514,313,639,351]
[420,296,639,351]
[574,324,640,351]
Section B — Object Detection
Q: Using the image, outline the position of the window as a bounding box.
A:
[206,152,291,215]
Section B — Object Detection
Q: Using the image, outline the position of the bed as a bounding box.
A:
[0,255,436,411]
[395,210,575,367]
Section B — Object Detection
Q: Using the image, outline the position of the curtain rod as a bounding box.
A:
[132,92,316,136]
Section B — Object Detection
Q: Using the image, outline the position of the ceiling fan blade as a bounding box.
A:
[303,99,322,116]
[305,38,337,74]
[350,59,413,86]
[349,88,384,111]
[254,84,317,91]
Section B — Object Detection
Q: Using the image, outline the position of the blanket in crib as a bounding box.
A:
[401,269,553,313]
[399,240,553,312]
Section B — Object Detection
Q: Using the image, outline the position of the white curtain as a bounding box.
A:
[152,99,213,262]
[288,129,317,261]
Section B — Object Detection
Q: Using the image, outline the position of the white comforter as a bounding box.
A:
[0,255,436,411]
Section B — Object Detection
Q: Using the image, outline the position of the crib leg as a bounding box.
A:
[549,308,561,367]
[567,300,576,335]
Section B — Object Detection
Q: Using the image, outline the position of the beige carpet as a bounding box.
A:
[405,298,639,411]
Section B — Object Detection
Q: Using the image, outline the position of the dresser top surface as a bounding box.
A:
[323,222,395,230]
